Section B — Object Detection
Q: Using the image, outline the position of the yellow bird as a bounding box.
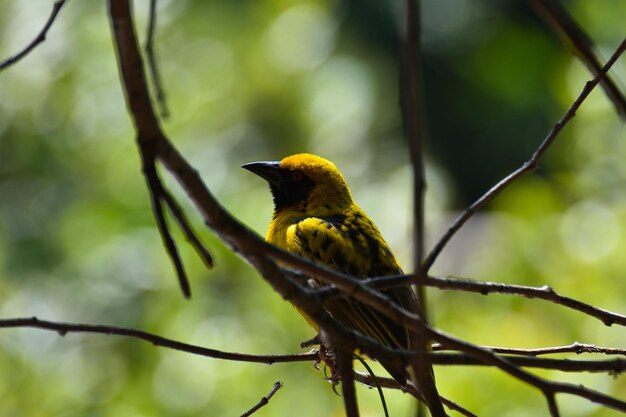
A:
[243,153,444,417]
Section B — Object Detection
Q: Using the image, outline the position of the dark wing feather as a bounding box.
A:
[287,211,417,355]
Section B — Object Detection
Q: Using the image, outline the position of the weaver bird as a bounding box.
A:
[243,153,445,417]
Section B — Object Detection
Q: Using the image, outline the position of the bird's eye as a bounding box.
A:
[292,171,303,181]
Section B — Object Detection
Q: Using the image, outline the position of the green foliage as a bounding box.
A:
[0,0,624,416]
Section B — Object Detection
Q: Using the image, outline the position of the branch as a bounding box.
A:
[429,352,626,374]
[240,381,283,417]
[144,0,169,118]
[429,329,626,413]
[399,0,445,415]
[354,371,477,417]
[425,275,626,327]
[143,160,192,298]
[109,0,215,298]
[0,316,317,364]
[423,36,626,272]
[432,342,626,357]
[546,393,560,417]
[337,347,360,417]
[531,0,626,119]
[4,316,621,374]
[3,316,623,411]
[362,274,626,327]
[161,187,214,269]
[0,0,67,71]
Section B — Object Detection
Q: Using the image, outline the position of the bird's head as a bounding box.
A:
[243,153,353,214]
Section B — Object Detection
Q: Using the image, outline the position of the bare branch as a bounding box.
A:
[354,355,390,417]
[144,0,169,118]
[399,0,445,415]
[109,0,220,298]
[429,352,626,373]
[425,275,626,327]
[0,0,67,71]
[354,371,477,417]
[532,0,626,119]
[431,330,626,413]
[4,316,621,374]
[337,348,360,417]
[162,187,214,268]
[240,381,283,417]
[362,273,626,327]
[143,160,192,298]
[432,342,626,357]
[0,317,317,364]
[546,393,560,417]
[400,0,426,268]
[423,36,626,272]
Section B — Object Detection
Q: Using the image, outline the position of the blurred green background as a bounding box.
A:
[1,0,625,416]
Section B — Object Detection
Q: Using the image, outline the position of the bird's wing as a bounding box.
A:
[285,215,413,350]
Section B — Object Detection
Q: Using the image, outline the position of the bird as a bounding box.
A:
[243,153,445,417]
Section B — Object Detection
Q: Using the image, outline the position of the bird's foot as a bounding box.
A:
[318,344,342,394]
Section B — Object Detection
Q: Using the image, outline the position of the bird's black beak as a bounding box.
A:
[242,161,282,186]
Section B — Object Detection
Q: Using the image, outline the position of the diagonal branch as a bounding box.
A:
[423,36,626,272]
[109,0,215,298]
[357,274,626,328]
[0,0,67,71]
[425,275,626,327]
[143,158,192,298]
[240,381,283,417]
[531,0,626,119]
[161,187,214,269]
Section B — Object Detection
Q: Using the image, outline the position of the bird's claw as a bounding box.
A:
[318,345,342,394]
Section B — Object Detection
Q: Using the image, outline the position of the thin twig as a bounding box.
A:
[144,0,169,118]
[354,371,477,417]
[423,36,626,272]
[162,187,214,268]
[399,1,446,415]
[361,273,626,327]
[4,317,622,374]
[240,381,283,417]
[0,0,67,70]
[430,328,626,413]
[429,352,626,373]
[143,159,191,298]
[354,355,389,417]
[0,317,318,364]
[426,275,626,327]
[531,0,626,119]
[110,0,216,298]
[432,342,626,357]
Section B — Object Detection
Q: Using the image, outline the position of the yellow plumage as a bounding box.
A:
[243,153,445,416]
